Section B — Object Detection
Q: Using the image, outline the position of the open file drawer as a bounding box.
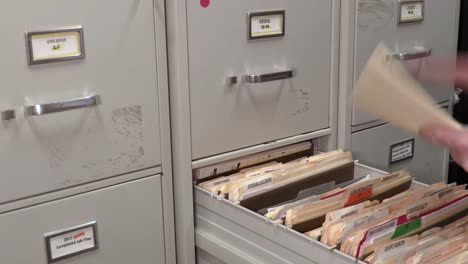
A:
[194,164,426,264]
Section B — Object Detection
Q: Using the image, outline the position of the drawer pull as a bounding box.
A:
[243,69,295,83]
[1,109,15,120]
[25,95,100,116]
[388,48,431,61]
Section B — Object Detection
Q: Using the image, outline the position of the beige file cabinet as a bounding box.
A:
[167,1,461,264]
[0,0,175,263]
[167,1,341,262]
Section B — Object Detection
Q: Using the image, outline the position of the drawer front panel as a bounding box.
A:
[0,175,166,264]
[0,0,162,203]
[187,1,335,158]
[351,124,447,184]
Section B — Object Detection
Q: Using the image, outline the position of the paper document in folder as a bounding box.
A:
[353,43,462,135]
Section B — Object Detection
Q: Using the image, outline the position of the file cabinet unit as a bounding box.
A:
[338,0,460,183]
[0,0,175,263]
[167,0,341,263]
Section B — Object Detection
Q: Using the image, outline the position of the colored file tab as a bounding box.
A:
[391,218,422,239]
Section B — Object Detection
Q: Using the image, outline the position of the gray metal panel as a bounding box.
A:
[152,0,177,262]
[351,123,448,184]
[197,248,226,264]
[0,175,166,264]
[187,1,335,159]
[0,0,162,203]
[0,167,161,215]
[166,0,197,262]
[352,0,460,125]
[195,189,361,264]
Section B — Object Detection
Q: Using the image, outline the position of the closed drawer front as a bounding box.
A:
[0,175,165,264]
[0,0,162,203]
[187,0,335,159]
[352,0,458,126]
[351,123,447,184]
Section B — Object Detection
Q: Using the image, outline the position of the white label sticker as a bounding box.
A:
[366,219,398,243]
[46,223,98,262]
[249,11,284,39]
[26,27,84,65]
[390,139,414,164]
[375,236,417,261]
[246,175,273,191]
[400,2,424,23]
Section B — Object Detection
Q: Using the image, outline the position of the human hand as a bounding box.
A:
[420,124,468,172]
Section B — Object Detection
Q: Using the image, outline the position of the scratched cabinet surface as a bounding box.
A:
[187,0,334,159]
[0,176,166,264]
[352,0,459,126]
[0,0,162,203]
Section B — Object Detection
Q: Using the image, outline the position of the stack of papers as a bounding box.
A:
[200,150,357,211]
[284,171,412,232]
[317,182,467,259]
[365,215,468,264]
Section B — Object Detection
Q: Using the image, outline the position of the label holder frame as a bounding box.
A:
[247,10,286,40]
[25,26,85,65]
[398,0,425,24]
[389,138,415,165]
[44,221,99,263]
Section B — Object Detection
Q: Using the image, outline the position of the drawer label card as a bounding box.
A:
[248,10,285,39]
[399,1,424,23]
[26,26,85,65]
[45,222,98,263]
[390,139,414,164]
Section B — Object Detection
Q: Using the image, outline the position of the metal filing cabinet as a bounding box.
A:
[0,0,175,263]
[168,1,460,264]
[0,176,166,264]
[0,0,163,204]
[167,1,341,263]
[186,0,335,159]
[338,0,460,184]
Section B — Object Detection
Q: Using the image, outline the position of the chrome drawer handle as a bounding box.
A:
[1,109,15,120]
[25,95,100,116]
[243,69,295,83]
[387,48,431,61]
